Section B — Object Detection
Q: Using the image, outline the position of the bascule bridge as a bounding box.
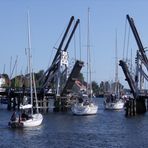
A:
[38,16,84,111]
[119,14,148,115]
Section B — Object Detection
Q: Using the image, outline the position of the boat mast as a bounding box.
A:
[87,8,92,99]
[27,11,33,115]
[115,30,119,96]
[10,56,12,80]
[32,70,39,113]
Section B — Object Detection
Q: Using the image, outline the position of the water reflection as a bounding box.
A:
[0,98,148,148]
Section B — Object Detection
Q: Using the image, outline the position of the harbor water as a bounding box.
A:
[0,97,148,148]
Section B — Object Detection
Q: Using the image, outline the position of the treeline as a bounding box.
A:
[72,73,124,97]
[0,70,44,88]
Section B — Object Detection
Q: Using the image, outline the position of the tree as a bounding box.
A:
[34,70,44,87]
[11,75,25,88]
[92,81,99,96]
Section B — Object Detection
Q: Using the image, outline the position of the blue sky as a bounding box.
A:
[0,0,148,88]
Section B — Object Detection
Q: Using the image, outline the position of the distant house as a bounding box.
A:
[0,74,6,92]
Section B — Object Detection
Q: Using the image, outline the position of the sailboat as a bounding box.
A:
[104,31,124,110]
[71,8,98,115]
[8,12,43,128]
[71,94,98,115]
[104,93,124,110]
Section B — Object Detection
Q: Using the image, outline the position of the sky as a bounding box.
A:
[0,0,148,88]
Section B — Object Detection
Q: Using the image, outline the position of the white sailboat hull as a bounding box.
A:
[8,113,43,128]
[104,100,124,110]
[23,113,43,127]
[71,103,98,115]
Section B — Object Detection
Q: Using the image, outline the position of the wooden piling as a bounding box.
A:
[132,99,136,116]
[43,97,48,113]
[125,98,136,117]
[61,97,68,112]
[136,97,146,114]
[146,99,148,111]
[53,96,61,112]
[7,97,11,110]
[12,97,16,110]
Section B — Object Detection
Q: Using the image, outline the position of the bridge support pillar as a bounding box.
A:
[53,96,68,112]
[125,98,136,117]
[61,97,68,112]
[7,97,12,110]
[53,96,61,112]
[136,97,146,114]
